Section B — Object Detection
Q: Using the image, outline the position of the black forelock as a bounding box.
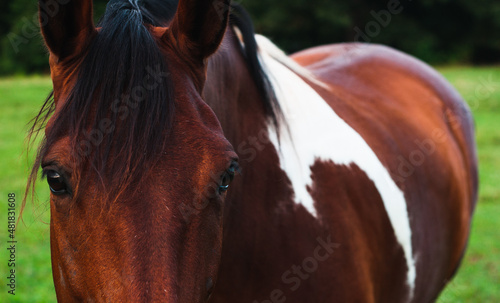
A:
[28,0,177,201]
[26,0,282,205]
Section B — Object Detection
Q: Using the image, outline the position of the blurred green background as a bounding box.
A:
[1,0,500,75]
[0,0,499,302]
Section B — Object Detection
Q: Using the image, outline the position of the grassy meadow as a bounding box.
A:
[0,67,499,302]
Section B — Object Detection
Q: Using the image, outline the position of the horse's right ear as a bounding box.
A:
[39,0,96,61]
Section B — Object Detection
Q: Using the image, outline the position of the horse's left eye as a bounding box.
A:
[218,173,233,194]
[219,164,238,194]
[45,170,67,195]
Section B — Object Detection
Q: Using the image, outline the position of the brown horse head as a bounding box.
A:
[34,0,237,301]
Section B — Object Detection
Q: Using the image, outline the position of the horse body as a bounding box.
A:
[204,33,477,302]
[31,0,477,302]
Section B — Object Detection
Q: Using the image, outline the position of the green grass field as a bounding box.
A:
[0,67,499,302]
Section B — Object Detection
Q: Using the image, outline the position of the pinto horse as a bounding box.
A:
[29,0,477,301]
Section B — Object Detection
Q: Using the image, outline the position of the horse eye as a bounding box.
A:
[46,170,67,195]
[218,174,231,194]
[218,164,238,194]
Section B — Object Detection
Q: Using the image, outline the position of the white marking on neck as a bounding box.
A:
[257,38,416,300]
[255,35,330,90]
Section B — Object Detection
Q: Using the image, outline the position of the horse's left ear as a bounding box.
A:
[166,0,230,63]
[39,0,96,61]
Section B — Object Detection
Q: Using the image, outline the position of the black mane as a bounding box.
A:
[131,0,178,26]
[27,0,281,201]
[230,3,282,130]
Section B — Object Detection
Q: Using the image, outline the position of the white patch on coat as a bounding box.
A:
[257,37,416,299]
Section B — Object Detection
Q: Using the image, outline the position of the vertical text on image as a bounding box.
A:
[6,193,17,295]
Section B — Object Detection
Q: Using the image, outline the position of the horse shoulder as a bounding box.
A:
[292,43,477,207]
[289,43,478,300]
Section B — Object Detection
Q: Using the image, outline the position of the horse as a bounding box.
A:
[28,0,478,301]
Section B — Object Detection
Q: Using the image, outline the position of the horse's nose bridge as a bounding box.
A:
[109,220,211,303]
[108,214,179,301]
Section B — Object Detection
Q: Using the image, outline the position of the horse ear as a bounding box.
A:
[39,0,96,60]
[166,0,230,61]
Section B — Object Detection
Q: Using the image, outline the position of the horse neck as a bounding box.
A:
[203,28,269,146]
[203,28,294,238]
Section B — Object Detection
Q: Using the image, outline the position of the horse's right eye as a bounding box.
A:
[46,170,68,195]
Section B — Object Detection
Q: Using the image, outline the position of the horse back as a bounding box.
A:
[290,43,478,301]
